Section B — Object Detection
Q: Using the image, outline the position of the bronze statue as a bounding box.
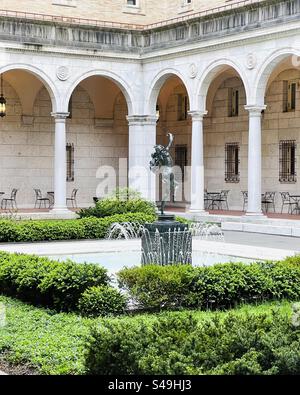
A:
[150,133,178,215]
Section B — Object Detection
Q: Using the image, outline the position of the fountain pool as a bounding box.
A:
[46,250,255,275]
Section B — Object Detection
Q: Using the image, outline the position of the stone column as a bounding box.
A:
[245,105,266,216]
[51,112,72,215]
[127,115,157,201]
[189,110,207,213]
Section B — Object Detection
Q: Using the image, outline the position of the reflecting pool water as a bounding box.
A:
[46,251,255,274]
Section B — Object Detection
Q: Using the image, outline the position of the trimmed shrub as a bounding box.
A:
[118,265,194,310]
[0,213,155,242]
[117,259,300,311]
[78,188,156,219]
[0,252,108,311]
[78,285,127,317]
[79,197,156,219]
[85,307,300,375]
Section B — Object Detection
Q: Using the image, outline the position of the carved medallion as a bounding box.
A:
[56,66,70,81]
[189,63,198,79]
[246,53,257,70]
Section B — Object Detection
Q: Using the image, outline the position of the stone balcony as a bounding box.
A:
[0,0,300,55]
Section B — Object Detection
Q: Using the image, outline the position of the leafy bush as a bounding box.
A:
[85,306,300,375]
[78,188,156,219]
[0,252,109,311]
[118,259,300,311]
[0,213,155,242]
[78,286,127,317]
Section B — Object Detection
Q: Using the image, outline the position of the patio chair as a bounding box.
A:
[34,189,51,209]
[212,190,230,210]
[204,191,211,210]
[1,188,18,209]
[280,192,298,214]
[241,191,248,211]
[261,192,276,213]
[67,188,78,208]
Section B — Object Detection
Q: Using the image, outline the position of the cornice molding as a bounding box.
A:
[2,20,300,65]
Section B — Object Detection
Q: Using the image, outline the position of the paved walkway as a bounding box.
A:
[223,230,300,252]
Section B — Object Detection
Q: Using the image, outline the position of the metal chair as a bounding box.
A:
[280,192,298,214]
[1,188,18,209]
[204,191,211,210]
[67,188,78,208]
[34,189,50,209]
[212,190,230,210]
[241,191,248,211]
[262,192,276,213]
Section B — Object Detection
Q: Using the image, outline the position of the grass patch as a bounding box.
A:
[0,296,91,375]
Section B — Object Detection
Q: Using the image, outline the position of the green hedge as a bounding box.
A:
[78,285,127,318]
[117,258,300,311]
[85,305,300,375]
[0,213,155,242]
[79,197,156,219]
[0,252,109,311]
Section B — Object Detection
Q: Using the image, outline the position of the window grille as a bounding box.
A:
[66,143,75,182]
[225,143,240,182]
[279,140,296,183]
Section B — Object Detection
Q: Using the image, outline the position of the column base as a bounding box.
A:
[188,209,209,215]
[244,211,266,218]
[50,207,77,219]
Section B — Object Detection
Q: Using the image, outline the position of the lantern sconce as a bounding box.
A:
[0,74,6,118]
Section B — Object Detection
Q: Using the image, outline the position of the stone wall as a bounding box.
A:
[0,0,166,25]
[1,1,299,55]
[0,0,245,25]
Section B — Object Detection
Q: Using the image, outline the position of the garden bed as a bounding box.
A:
[0,295,298,375]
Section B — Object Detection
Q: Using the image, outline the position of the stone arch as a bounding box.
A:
[146,68,192,115]
[0,63,59,113]
[196,58,251,111]
[254,48,300,106]
[64,69,135,116]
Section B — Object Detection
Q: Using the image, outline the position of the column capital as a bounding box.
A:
[188,110,208,121]
[51,112,70,120]
[244,105,267,115]
[126,115,158,126]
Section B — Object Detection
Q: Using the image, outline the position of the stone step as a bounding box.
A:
[221,222,300,237]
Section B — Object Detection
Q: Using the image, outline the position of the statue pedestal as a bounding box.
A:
[141,214,192,265]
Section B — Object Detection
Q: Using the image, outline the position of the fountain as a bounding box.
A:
[141,133,192,265]
[106,134,224,265]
